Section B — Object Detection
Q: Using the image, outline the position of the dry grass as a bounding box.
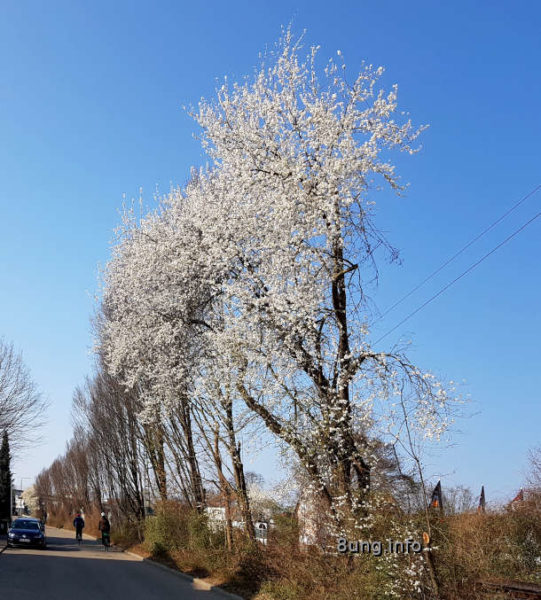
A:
[42,495,541,600]
[434,499,541,599]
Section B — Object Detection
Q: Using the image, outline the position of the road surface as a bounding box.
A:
[0,526,232,600]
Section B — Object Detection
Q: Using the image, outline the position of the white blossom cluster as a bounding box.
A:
[99,29,458,535]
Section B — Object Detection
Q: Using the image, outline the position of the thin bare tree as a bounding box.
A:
[0,339,47,448]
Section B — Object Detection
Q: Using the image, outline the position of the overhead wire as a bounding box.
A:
[376,184,541,322]
[374,207,541,346]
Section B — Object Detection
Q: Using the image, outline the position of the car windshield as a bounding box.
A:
[11,520,40,530]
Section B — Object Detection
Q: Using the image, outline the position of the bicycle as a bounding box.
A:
[101,532,110,551]
[75,530,83,545]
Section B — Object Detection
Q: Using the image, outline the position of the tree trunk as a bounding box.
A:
[331,232,370,519]
[224,399,255,541]
[213,432,234,551]
[145,425,168,501]
[179,400,206,511]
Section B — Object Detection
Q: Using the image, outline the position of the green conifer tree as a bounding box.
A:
[0,430,13,524]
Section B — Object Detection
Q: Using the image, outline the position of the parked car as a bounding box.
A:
[24,517,45,532]
[7,518,47,548]
[22,517,46,532]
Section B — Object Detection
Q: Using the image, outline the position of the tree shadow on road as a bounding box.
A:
[0,551,221,599]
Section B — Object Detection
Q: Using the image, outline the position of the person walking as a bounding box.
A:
[98,512,111,550]
[73,513,85,544]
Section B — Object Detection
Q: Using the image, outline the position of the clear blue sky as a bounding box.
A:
[1,0,539,504]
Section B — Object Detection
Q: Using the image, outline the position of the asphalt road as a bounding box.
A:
[0,526,231,600]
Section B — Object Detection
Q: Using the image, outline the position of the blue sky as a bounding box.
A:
[1,0,539,503]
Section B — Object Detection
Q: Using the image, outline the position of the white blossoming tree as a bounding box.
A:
[100,197,211,507]
[189,31,454,530]
[101,184,258,523]
[101,30,456,544]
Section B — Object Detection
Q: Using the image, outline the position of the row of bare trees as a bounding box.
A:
[34,352,257,545]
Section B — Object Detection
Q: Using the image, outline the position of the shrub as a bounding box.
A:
[133,496,541,599]
[143,501,224,557]
[433,500,541,598]
[111,519,143,548]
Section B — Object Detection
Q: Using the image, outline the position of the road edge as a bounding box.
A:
[35,527,244,599]
[122,549,244,600]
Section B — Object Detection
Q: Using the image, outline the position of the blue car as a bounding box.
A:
[7,518,47,548]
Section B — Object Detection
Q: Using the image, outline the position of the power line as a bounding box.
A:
[374,209,541,346]
[377,184,541,322]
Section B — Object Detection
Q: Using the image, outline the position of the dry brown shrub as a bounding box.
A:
[433,498,541,599]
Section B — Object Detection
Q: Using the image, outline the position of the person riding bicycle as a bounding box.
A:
[73,513,85,542]
[98,512,111,550]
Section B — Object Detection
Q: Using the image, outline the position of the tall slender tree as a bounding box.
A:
[0,430,13,526]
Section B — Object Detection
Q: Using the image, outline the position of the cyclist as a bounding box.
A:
[73,513,85,544]
[98,512,111,550]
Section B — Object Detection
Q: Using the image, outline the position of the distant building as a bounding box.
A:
[205,495,272,543]
[13,489,26,516]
